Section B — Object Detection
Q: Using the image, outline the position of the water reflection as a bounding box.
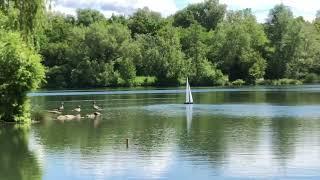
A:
[0,125,42,180]
[186,104,193,133]
[5,86,320,179]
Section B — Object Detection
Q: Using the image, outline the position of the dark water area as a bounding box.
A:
[1,85,320,179]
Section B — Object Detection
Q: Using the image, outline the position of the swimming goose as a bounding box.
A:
[57,114,81,121]
[58,102,64,111]
[48,110,62,114]
[73,105,81,112]
[93,101,103,111]
[85,112,101,119]
[49,102,64,114]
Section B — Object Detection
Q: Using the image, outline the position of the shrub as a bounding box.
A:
[277,79,302,85]
[134,76,156,86]
[231,79,246,86]
[256,79,303,86]
[0,31,45,122]
[303,73,320,83]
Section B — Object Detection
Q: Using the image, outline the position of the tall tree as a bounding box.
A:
[286,20,320,80]
[128,7,165,36]
[173,0,226,30]
[0,0,46,122]
[210,9,268,83]
[0,30,45,122]
[76,8,106,26]
[136,25,189,85]
[265,4,303,79]
[180,24,226,85]
[0,0,47,46]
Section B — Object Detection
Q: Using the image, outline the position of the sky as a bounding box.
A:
[51,0,320,22]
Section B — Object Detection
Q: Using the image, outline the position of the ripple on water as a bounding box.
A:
[144,104,320,119]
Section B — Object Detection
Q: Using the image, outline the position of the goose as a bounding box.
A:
[57,114,81,121]
[73,105,81,112]
[93,101,103,111]
[47,110,62,115]
[49,102,64,114]
[57,102,64,111]
[85,112,101,119]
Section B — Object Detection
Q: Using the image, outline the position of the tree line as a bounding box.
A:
[41,0,320,88]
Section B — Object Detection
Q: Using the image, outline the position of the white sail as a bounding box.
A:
[185,78,193,104]
[186,78,189,103]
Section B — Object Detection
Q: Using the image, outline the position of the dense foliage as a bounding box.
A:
[0,1,46,122]
[39,1,320,88]
[1,0,320,121]
[0,30,45,122]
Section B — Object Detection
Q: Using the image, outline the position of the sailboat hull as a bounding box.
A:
[184,102,194,104]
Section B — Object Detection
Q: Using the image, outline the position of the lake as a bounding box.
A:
[1,85,320,179]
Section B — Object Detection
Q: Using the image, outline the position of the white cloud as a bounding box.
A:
[51,0,319,22]
[188,0,320,22]
[51,0,178,17]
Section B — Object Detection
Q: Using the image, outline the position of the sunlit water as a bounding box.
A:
[1,85,320,179]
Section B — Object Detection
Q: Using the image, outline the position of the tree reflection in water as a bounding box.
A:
[0,125,42,180]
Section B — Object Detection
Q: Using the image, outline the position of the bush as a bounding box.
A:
[0,31,45,122]
[277,79,302,85]
[46,65,69,89]
[256,79,303,85]
[231,79,246,86]
[118,58,136,87]
[134,76,156,86]
[303,73,320,83]
[190,61,229,86]
[255,78,266,85]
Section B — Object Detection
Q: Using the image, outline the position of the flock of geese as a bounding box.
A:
[48,101,103,121]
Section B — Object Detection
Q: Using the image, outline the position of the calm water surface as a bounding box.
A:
[1,85,320,179]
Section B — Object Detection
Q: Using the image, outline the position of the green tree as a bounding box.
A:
[286,20,320,80]
[137,26,189,85]
[76,8,106,26]
[0,0,47,46]
[70,58,99,87]
[264,4,303,79]
[173,0,226,30]
[84,22,132,62]
[210,9,268,83]
[108,14,128,25]
[128,7,165,36]
[40,13,79,88]
[41,14,74,67]
[0,30,45,122]
[118,58,136,86]
[180,24,226,85]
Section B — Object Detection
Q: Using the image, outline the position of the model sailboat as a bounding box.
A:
[185,78,194,104]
